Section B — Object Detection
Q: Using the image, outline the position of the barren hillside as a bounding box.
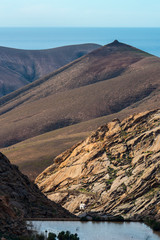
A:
[1,41,160,178]
[0,43,100,96]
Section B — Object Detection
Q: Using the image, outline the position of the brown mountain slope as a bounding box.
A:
[36,109,160,224]
[0,195,27,236]
[0,152,75,235]
[0,43,100,97]
[1,100,159,180]
[0,41,160,151]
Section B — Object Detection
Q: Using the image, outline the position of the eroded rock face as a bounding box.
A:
[0,153,75,235]
[36,110,160,222]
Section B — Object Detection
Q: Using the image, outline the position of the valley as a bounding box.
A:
[0,43,100,97]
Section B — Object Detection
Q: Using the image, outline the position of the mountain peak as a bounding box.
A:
[106,40,125,47]
[111,39,121,45]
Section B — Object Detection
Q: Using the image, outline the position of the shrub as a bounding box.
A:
[35,233,45,240]
[57,231,79,240]
[47,232,57,240]
[145,218,160,231]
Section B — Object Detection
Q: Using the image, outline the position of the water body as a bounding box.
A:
[0,28,160,57]
[27,221,160,240]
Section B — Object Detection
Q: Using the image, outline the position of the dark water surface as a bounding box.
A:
[27,221,160,240]
[0,28,160,57]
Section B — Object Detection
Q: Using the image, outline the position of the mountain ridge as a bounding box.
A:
[0,41,160,178]
[0,43,100,97]
[0,40,151,109]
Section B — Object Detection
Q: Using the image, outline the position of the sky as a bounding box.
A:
[0,0,159,27]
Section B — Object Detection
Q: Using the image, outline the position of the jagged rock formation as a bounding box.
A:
[0,153,75,235]
[36,110,160,223]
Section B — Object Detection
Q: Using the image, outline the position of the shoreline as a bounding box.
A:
[25,218,160,232]
[25,218,80,221]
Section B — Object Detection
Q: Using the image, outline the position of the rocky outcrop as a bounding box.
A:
[36,109,160,223]
[0,153,75,235]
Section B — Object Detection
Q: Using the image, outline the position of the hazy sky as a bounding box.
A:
[0,0,159,27]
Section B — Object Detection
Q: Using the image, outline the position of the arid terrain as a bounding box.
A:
[0,43,100,97]
[36,110,160,224]
[0,41,160,237]
[1,41,160,178]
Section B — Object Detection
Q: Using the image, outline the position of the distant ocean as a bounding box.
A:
[0,27,160,57]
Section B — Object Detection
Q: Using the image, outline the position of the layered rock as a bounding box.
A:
[0,153,75,235]
[36,109,160,222]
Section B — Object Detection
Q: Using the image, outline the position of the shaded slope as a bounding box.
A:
[0,195,27,236]
[0,152,74,221]
[0,152,75,235]
[36,110,160,224]
[0,43,100,97]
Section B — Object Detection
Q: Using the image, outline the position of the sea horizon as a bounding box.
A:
[0,27,160,56]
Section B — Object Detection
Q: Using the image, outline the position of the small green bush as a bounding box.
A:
[145,218,160,231]
[80,216,88,221]
[35,233,45,240]
[57,231,79,240]
[92,216,101,221]
[47,232,57,240]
